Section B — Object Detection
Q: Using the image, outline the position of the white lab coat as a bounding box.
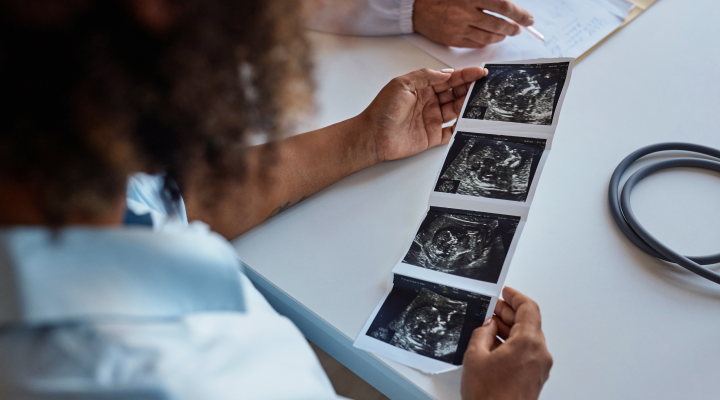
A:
[305,0,416,35]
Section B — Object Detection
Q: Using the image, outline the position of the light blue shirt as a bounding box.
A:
[0,174,339,400]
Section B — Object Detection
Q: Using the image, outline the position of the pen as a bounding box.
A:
[524,25,545,42]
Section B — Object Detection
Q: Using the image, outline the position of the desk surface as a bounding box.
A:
[232,0,720,398]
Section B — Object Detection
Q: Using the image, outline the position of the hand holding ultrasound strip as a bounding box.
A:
[354,58,574,373]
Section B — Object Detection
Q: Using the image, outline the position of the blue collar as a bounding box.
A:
[0,226,245,325]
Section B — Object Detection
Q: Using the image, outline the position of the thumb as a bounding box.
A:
[469,317,498,354]
[398,68,453,92]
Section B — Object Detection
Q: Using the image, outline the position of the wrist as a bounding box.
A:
[411,0,432,36]
[344,113,383,171]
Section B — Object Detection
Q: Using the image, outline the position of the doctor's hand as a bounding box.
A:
[461,287,553,400]
[360,67,486,163]
[413,0,534,48]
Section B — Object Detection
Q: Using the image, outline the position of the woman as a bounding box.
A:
[0,0,551,399]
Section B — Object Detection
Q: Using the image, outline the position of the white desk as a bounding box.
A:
[232,0,720,398]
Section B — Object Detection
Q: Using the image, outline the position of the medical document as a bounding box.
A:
[404,0,633,68]
[354,58,574,373]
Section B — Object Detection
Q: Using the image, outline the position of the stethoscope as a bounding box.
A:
[609,143,720,284]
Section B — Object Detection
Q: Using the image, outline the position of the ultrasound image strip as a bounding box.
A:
[366,274,491,365]
[435,131,546,202]
[463,62,570,126]
[402,206,520,283]
[356,58,573,371]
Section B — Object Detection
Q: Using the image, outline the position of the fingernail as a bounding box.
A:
[483,68,489,75]
[483,317,493,326]
[440,68,454,73]
[527,16,535,26]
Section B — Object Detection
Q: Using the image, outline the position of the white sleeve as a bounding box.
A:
[304,0,415,36]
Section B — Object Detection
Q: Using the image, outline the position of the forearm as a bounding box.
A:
[184,114,378,239]
[185,66,481,239]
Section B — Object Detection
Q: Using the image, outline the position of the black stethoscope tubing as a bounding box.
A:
[608,142,720,284]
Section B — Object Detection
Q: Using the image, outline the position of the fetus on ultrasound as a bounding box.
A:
[463,62,569,125]
[403,209,516,282]
[436,134,544,202]
[368,288,466,363]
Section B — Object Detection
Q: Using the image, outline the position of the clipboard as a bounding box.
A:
[576,0,658,63]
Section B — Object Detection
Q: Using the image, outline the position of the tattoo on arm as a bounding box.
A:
[267,196,308,219]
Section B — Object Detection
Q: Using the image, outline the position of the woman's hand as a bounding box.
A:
[360,67,487,163]
[461,287,554,400]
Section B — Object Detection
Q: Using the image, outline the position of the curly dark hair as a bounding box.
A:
[0,0,313,224]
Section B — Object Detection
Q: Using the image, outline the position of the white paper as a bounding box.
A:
[403,0,633,68]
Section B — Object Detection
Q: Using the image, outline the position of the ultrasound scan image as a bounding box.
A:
[463,62,569,125]
[402,208,519,282]
[369,288,466,363]
[436,133,545,202]
[366,275,492,365]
